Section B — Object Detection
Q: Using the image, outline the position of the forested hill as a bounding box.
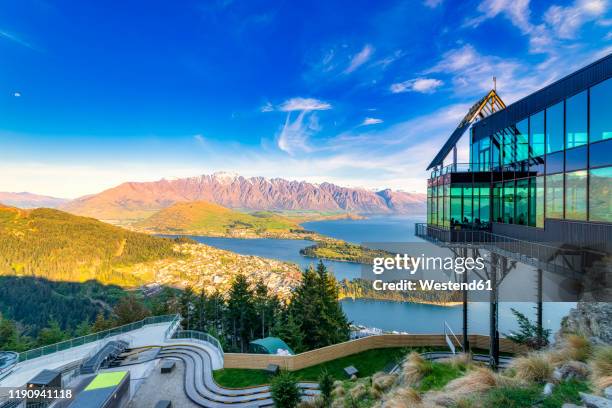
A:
[0,205,181,286]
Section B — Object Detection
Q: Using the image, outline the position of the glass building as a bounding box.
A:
[425,54,611,247]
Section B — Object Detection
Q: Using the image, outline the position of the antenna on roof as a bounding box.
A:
[493,76,497,91]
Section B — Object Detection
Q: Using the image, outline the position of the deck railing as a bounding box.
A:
[17,314,179,363]
[169,329,225,360]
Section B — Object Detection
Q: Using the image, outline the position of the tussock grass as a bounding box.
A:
[384,387,422,408]
[401,352,430,387]
[349,382,367,400]
[510,353,553,383]
[371,372,397,392]
[590,345,612,393]
[437,352,472,370]
[551,334,591,363]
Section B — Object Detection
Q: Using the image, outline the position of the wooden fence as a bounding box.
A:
[223,334,525,370]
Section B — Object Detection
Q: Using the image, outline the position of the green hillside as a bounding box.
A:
[135,201,304,237]
[0,205,181,286]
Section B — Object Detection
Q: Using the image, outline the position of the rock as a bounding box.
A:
[554,361,591,381]
[562,404,585,408]
[560,302,612,345]
[543,382,555,396]
[580,392,612,408]
[605,387,612,400]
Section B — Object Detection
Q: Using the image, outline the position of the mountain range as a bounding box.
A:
[59,172,426,221]
[0,192,69,209]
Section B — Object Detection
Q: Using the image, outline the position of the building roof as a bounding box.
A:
[69,371,129,408]
[27,369,60,386]
[427,89,506,170]
[249,337,294,355]
[472,52,612,142]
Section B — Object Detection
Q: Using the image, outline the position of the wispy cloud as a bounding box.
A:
[260,102,274,112]
[544,0,608,39]
[424,0,444,7]
[390,77,444,94]
[278,97,331,112]
[345,44,374,73]
[361,117,383,126]
[277,111,319,155]
[0,29,36,50]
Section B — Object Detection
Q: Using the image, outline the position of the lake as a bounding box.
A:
[185,216,575,336]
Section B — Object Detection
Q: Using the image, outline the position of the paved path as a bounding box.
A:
[158,345,318,407]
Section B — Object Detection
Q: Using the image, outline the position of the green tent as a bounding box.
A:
[249,337,294,355]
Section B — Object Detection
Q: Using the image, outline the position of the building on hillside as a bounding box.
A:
[415,52,612,368]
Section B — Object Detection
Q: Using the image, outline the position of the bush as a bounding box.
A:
[318,370,334,407]
[510,353,553,383]
[271,371,302,408]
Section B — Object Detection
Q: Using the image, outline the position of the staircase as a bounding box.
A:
[80,340,130,375]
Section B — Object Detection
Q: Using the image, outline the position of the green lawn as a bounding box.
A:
[213,347,416,388]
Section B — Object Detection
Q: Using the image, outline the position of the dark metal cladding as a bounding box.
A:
[472,52,612,142]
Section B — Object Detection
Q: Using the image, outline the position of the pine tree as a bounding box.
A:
[113,294,150,326]
[226,275,256,352]
[318,370,334,408]
[270,371,301,408]
[272,310,304,353]
[92,311,112,333]
[37,319,66,346]
[75,319,91,337]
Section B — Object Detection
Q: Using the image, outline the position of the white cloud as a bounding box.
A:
[277,111,320,155]
[13,92,21,97]
[260,102,274,112]
[424,0,444,7]
[345,44,374,73]
[278,97,331,112]
[390,78,444,94]
[361,117,383,126]
[545,0,608,39]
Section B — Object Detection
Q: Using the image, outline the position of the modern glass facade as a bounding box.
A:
[427,76,612,229]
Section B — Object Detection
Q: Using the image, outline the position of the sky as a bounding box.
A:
[1,0,611,198]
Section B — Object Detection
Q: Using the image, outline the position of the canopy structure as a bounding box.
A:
[249,337,294,355]
[426,89,506,170]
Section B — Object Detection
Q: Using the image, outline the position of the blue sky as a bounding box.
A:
[1,0,611,198]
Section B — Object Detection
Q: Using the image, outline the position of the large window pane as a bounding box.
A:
[515,178,529,225]
[536,176,544,228]
[503,180,515,224]
[546,174,564,219]
[566,91,588,149]
[462,186,473,223]
[565,145,587,171]
[565,170,587,220]
[546,151,564,174]
[493,183,503,223]
[516,119,529,162]
[590,139,612,168]
[502,129,516,165]
[589,167,611,222]
[479,186,490,223]
[546,102,564,153]
[530,111,545,158]
[590,78,612,143]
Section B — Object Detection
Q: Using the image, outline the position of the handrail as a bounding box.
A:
[17,314,179,363]
[169,329,224,360]
[414,223,580,277]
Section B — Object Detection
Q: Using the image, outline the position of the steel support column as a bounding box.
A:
[489,253,500,370]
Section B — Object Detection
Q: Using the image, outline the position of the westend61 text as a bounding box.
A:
[373,279,493,291]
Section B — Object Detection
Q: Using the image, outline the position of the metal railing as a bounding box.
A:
[17,314,178,363]
[169,329,224,360]
[415,223,581,277]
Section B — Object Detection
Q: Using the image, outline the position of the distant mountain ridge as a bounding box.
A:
[60,172,426,221]
[0,192,69,209]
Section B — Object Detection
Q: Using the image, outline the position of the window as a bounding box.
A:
[565,170,587,221]
[546,151,564,174]
[450,186,462,227]
[566,91,588,149]
[493,183,503,223]
[462,185,473,223]
[443,183,450,227]
[546,102,564,153]
[516,119,529,162]
[503,180,515,224]
[590,139,612,168]
[502,129,516,165]
[479,186,490,223]
[589,167,611,222]
[546,174,564,219]
[431,185,438,225]
[437,187,443,226]
[515,178,529,225]
[492,138,501,170]
[530,111,545,158]
[535,176,544,228]
[565,145,587,171]
[590,78,612,143]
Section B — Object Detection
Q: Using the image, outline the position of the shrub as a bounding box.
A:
[270,371,302,408]
[318,370,334,408]
[510,353,553,383]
